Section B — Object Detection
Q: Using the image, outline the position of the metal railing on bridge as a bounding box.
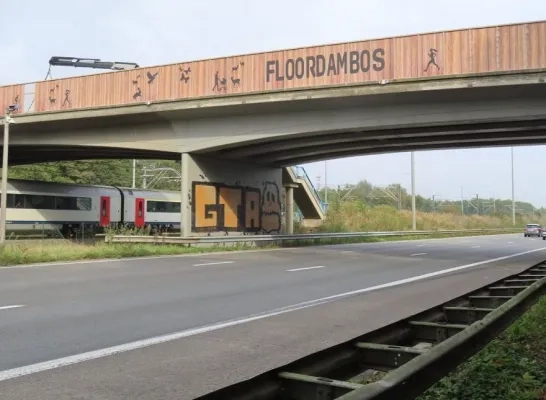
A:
[291,165,328,213]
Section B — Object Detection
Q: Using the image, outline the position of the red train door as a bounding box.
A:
[99,196,111,227]
[135,198,145,228]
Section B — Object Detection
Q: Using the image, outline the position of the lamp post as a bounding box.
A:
[460,185,464,216]
[0,105,18,245]
[511,147,515,226]
[132,159,136,188]
[411,152,416,230]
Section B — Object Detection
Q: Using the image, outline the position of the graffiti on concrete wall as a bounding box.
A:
[261,181,281,234]
[192,181,281,234]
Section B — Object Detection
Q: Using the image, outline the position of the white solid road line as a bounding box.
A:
[0,305,25,311]
[0,246,544,383]
[192,261,234,267]
[287,266,326,272]
[471,246,481,248]
[341,250,355,253]
[410,253,428,257]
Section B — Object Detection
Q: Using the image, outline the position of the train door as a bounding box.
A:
[99,196,111,227]
[135,198,145,228]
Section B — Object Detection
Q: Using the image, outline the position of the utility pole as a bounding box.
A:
[0,106,17,245]
[142,166,147,189]
[132,159,136,188]
[324,161,328,204]
[460,185,464,216]
[411,152,416,230]
[511,147,516,226]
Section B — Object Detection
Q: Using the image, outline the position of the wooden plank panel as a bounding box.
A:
[444,31,462,75]
[470,28,496,73]
[0,85,24,115]
[511,25,526,70]
[528,22,546,69]
[8,20,546,114]
[498,24,512,71]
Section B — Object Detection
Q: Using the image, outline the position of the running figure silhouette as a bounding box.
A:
[212,71,221,91]
[62,89,71,107]
[424,48,440,72]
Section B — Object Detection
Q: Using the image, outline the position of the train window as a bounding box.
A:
[77,197,92,211]
[55,196,92,211]
[2,194,92,210]
[25,195,56,209]
[146,201,181,213]
[3,194,24,208]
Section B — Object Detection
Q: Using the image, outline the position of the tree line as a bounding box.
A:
[8,160,542,217]
[317,180,541,217]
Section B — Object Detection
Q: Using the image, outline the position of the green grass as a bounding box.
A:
[418,296,546,400]
[0,229,514,267]
[0,241,258,267]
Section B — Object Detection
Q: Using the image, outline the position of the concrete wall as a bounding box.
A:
[187,154,283,235]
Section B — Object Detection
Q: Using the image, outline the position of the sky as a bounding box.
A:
[1,0,545,206]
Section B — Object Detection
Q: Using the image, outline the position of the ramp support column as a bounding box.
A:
[284,183,299,234]
[180,153,191,237]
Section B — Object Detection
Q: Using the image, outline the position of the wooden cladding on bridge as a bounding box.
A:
[0,84,25,115]
[2,21,545,114]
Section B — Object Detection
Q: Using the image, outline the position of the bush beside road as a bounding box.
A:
[418,295,546,400]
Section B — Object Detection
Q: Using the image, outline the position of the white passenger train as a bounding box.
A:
[3,179,181,236]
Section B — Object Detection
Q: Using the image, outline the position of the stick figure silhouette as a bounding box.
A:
[424,48,440,72]
[212,71,221,91]
[62,89,71,107]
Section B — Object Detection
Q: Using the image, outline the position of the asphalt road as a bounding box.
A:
[0,233,545,399]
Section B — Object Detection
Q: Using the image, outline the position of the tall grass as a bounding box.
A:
[311,202,543,233]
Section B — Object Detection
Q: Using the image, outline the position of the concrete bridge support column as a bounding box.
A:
[180,153,191,237]
[178,153,283,237]
[284,183,298,234]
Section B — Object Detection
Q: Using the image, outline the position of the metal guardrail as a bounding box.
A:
[108,228,521,245]
[195,261,546,400]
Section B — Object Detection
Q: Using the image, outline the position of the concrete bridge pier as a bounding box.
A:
[178,153,284,237]
[180,153,191,237]
[283,183,299,234]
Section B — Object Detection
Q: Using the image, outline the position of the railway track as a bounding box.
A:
[196,261,546,400]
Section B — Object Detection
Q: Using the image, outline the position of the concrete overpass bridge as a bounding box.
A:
[1,20,545,236]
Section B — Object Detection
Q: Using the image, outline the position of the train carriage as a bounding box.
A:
[120,188,181,232]
[3,179,122,236]
[1,179,182,237]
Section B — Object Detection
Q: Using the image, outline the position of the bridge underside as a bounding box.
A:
[200,119,546,166]
[4,119,546,166]
[2,73,546,167]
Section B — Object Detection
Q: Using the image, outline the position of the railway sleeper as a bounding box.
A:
[503,278,542,286]
[519,273,546,278]
[488,285,528,296]
[442,306,495,324]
